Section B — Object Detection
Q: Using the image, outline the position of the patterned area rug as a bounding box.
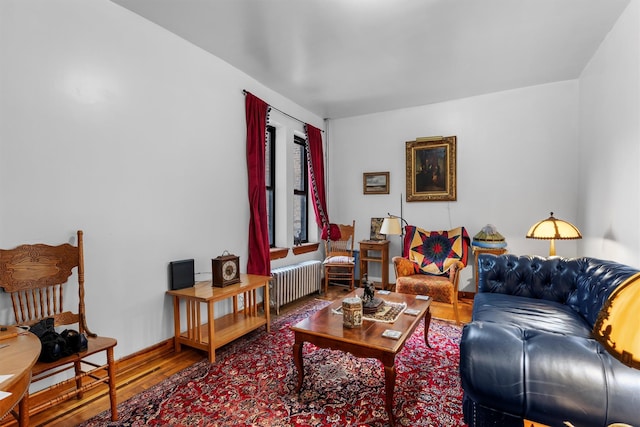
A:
[81,299,464,427]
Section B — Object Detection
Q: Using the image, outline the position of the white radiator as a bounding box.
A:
[270,260,322,314]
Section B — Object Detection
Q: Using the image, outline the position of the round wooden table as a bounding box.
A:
[0,326,40,422]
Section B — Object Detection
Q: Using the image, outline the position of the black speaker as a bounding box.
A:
[169,259,195,290]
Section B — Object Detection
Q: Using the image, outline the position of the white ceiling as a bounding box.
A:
[111,0,629,119]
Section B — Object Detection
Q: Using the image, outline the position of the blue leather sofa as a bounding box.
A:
[460,254,640,426]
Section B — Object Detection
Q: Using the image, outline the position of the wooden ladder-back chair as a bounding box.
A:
[323,221,356,294]
[0,230,117,426]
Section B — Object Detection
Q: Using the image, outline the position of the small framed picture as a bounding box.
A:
[363,172,389,195]
[370,217,385,240]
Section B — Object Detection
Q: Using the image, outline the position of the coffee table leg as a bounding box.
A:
[293,339,304,392]
[384,363,396,426]
[424,307,432,348]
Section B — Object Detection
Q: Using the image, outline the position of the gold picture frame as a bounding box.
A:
[406,136,456,202]
[363,172,390,195]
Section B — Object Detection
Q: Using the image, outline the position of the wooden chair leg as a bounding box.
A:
[324,267,329,295]
[453,298,460,324]
[74,360,83,399]
[18,391,29,427]
[107,347,118,421]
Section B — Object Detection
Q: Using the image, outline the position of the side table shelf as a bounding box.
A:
[166,273,271,363]
[359,240,390,290]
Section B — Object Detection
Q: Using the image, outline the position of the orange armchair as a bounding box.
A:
[392,226,470,324]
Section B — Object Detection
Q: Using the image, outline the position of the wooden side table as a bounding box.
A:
[166,274,271,363]
[473,246,507,293]
[359,240,390,290]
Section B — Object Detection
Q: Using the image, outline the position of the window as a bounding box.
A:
[265,125,275,247]
[293,135,308,244]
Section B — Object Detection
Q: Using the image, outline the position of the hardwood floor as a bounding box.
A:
[1,285,473,427]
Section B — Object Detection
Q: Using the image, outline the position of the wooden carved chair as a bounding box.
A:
[0,230,117,426]
[323,221,356,294]
[393,226,470,325]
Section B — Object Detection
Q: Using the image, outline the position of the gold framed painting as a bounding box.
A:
[406,136,456,202]
[363,172,390,194]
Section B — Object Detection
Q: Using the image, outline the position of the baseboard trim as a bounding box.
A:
[116,338,176,371]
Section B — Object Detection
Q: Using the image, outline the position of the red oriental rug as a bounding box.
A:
[81,299,465,426]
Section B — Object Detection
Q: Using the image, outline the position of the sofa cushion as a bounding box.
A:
[524,332,609,426]
[472,293,592,338]
[460,321,635,426]
[323,255,354,264]
[403,225,470,274]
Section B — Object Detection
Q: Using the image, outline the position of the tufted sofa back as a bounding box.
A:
[477,254,639,328]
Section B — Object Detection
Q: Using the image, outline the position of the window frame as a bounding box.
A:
[265,125,276,248]
[293,135,309,245]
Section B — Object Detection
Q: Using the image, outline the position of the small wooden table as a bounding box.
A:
[0,326,40,424]
[167,274,271,363]
[359,240,390,289]
[291,290,431,426]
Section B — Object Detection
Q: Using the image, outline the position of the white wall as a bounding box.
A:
[578,1,640,267]
[0,0,324,361]
[327,81,580,291]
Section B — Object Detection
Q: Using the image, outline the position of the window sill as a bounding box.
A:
[270,247,289,260]
[292,242,320,255]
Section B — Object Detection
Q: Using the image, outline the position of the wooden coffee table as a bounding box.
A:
[291,290,432,426]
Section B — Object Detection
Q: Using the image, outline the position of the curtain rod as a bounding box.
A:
[242,89,324,132]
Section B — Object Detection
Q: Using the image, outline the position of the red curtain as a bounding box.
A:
[305,123,331,239]
[245,92,270,276]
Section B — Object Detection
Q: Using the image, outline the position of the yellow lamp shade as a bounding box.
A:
[526,213,582,240]
[593,272,640,369]
[526,212,582,256]
[380,217,402,236]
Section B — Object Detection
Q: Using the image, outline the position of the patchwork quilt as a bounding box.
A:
[403,226,470,275]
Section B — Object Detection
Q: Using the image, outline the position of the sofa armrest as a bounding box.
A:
[448,260,464,284]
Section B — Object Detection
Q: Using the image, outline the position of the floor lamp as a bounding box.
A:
[380,194,408,255]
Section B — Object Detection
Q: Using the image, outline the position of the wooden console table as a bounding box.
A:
[359,240,390,290]
[166,274,271,363]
